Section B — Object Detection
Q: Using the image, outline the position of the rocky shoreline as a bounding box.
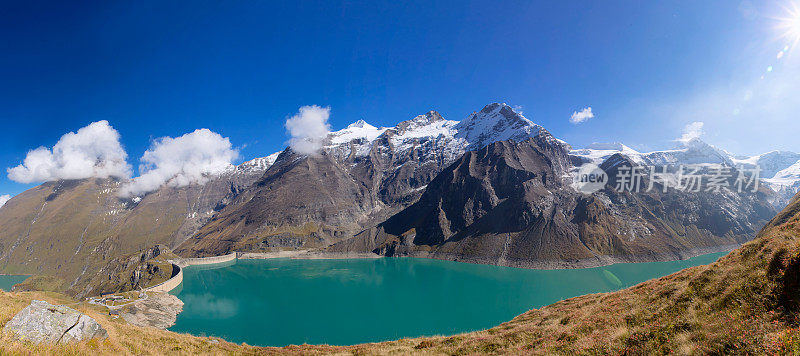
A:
[238,250,382,260]
[389,244,739,270]
[235,244,737,270]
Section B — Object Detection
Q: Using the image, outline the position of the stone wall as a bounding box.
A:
[144,252,237,293]
[180,252,237,267]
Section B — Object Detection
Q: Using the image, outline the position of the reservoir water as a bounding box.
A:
[170,252,727,346]
[0,275,28,291]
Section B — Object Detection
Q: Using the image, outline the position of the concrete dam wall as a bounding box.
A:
[145,252,238,293]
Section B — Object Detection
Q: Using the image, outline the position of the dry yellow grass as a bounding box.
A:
[0,290,433,355]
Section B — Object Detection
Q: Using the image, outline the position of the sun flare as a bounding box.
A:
[777,2,800,46]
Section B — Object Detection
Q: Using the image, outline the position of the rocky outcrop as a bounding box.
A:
[119,292,184,329]
[3,300,107,344]
[66,245,179,298]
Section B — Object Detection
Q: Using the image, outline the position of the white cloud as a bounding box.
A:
[7,120,131,183]
[118,129,238,198]
[285,105,331,155]
[677,121,705,143]
[0,194,11,208]
[569,107,595,124]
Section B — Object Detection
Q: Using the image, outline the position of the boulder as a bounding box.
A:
[3,300,108,344]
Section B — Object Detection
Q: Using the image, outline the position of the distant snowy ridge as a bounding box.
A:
[570,139,800,200]
[765,161,800,188]
[571,142,647,165]
[731,151,800,179]
[571,138,734,167]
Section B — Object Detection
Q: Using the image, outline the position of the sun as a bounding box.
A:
[777,2,800,46]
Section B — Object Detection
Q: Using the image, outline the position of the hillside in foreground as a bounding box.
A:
[3,193,800,354]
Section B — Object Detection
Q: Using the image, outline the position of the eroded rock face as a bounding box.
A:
[3,300,107,344]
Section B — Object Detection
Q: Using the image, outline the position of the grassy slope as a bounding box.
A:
[0,171,266,297]
[4,197,800,354]
[0,179,190,294]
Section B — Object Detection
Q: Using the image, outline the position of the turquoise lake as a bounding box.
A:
[169,252,727,347]
[0,275,28,291]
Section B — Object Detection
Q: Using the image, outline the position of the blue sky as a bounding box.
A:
[1,0,799,196]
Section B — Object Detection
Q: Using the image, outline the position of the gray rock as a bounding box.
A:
[3,300,108,344]
[119,292,184,329]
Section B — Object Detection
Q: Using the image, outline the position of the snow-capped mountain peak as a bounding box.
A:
[405,110,446,126]
[454,103,545,150]
[328,120,388,145]
[266,103,566,165]
[346,119,371,129]
[228,151,282,175]
[389,111,457,140]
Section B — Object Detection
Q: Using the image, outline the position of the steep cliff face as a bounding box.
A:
[175,149,381,256]
[331,139,776,268]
